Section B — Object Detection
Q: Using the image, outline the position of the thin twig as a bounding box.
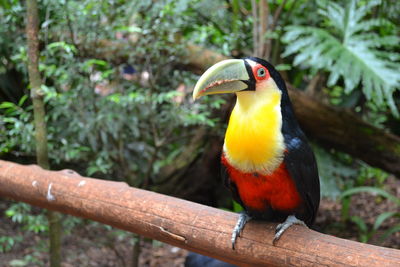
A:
[271,0,288,31]
[258,0,265,57]
[193,9,227,36]
[65,0,77,48]
[262,0,271,59]
[251,0,258,56]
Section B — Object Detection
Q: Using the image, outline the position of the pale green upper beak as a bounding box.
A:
[192,59,250,100]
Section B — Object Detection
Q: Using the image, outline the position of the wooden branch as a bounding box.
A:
[1,160,399,266]
[185,44,230,72]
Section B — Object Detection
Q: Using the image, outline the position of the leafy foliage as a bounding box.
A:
[313,145,357,199]
[341,186,400,206]
[0,96,34,154]
[0,235,23,253]
[1,3,229,256]
[5,203,48,234]
[283,0,400,115]
[1,0,224,187]
[340,186,400,243]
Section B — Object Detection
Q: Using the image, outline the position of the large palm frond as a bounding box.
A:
[282,0,400,115]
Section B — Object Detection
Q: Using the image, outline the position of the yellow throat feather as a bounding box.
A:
[223,79,285,175]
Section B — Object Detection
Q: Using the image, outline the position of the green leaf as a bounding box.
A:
[275,64,292,71]
[83,59,109,72]
[0,102,16,109]
[350,215,368,233]
[379,224,400,242]
[84,59,108,67]
[341,197,351,221]
[47,41,77,54]
[8,259,28,267]
[18,95,28,106]
[282,0,400,116]
[232,200,243,212]
[373,211,398,231]
[340,186,400,206]
[115,25,142,33]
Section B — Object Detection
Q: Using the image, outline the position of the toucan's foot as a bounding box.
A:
[273,215,307,245]
[231,211,251,250]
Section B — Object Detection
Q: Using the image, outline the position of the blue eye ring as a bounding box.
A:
[257,67,266,77]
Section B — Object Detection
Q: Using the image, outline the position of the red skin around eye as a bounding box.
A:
[252,64,270,81]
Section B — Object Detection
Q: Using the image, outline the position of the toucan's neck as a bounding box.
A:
[223,79,285,174]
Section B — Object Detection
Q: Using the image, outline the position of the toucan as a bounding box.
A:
[192,57,320,249]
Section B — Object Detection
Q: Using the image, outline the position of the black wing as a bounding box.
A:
[281,105,320,226]
[262,59,320,226]
[221,160,244,207]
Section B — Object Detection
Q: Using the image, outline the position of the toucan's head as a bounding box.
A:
[193,57,287,101]
[192,57,289,174]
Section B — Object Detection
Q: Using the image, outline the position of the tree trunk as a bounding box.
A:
[26,1,62,266]
[288,87,400,176]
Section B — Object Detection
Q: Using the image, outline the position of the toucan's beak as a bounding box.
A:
[193,59,250,100]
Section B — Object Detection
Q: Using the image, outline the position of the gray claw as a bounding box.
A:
[273,215,307,245]
[231,211,251,249]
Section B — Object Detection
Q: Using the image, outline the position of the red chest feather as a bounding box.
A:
[222,155,302,212]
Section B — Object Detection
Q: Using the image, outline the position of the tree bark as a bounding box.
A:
[288,87,400,177]
[0,160,399,267]
[26,1,62,266]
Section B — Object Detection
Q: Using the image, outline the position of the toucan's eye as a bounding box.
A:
[251,63,270,81]
[257,68,266,77]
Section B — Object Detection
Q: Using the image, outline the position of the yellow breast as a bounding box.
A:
[224,80,285,174]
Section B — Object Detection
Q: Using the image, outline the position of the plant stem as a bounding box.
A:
[131,234,141,267]
[251,0,258,56]
[26,1,62,266]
